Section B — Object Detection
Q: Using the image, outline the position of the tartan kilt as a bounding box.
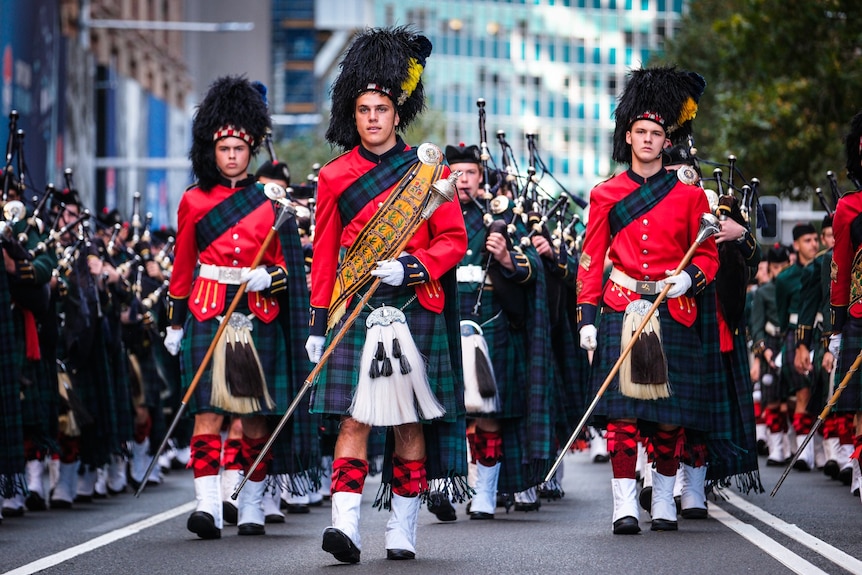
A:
[705,333,760,484]
[0,273,25,496]
[834,315,862,413]
[310,285,461,423]
[460,290,529,419]
[19,355,60,451]
[180,285,291,416]
[758,335,784,405]
[780,332,810,395]
[64,320,119,468]
[588,304,713,430]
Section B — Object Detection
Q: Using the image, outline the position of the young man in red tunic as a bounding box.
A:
[576,67,718,534]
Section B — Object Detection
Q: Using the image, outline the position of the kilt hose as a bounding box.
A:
[589,303,713,430]
[309,282,468,508]
[834,315,862,413]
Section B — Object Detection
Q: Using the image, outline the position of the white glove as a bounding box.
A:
[579,324,597,351]
[828,333,842,358]
[370,259,405,287]
[664,270,692,299]
[241,266,272,292]
[164,327,184,356]
[305,335,326,364]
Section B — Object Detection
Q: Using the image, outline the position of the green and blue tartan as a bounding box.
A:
[180,284,291,416]
[589,301,714,430]
[834,315,862,413]
[608,170,677,237]
[195,182,267,249]
[337,148,417,224]
[309,279,469,507]
[0,261,25,497]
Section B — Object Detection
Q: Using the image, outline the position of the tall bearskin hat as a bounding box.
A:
[612,66,706,164]
[190,76,271,190]
[845,110,862,186]
[325,26,433,150]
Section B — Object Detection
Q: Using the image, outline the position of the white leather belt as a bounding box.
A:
[609,268,666,296]
[457,264,485,284]
[765,321,781,337]
[198,264,249,285]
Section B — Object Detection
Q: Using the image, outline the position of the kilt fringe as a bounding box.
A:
[0,473,27,499]
[373,471,472,511]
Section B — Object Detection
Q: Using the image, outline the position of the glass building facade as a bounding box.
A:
[376,0,686,199]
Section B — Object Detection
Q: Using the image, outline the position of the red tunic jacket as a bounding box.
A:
[168,180,286,323]
[577,170,718,327]
[830,190,862,330]
[310,146,467,323]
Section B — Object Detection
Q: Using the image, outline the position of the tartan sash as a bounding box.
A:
[196,183,269,251]
[608,170,678,237]
[337,149,418,225]
[327,160,444,330]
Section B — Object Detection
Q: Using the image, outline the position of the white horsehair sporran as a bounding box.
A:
[619,298,670,400]
[211,312,274,414]
[350,303,445,426]
[461,319,499,414]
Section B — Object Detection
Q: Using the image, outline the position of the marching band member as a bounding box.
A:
[306,26,467,563]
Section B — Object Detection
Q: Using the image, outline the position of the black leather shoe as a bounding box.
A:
[386,549,415,560]
[238,523,265,536]
[427,492,457,522]
[265,513,285,524]
[286,503,310,514]
[793,459,812,472]
[612,516,640,534]
[25,492,46,511]
[223,501,238,524]
[823,460,840,479]
[651,518,678,531]
[839,466,853,486]
[469,511,494,520]
[681,507,708,519]
[322,527,361,564]
[2,506,24,517]
[766,458,786,467]
[638,486,652,512]
[514,501,541,512]
[187,511,221,539]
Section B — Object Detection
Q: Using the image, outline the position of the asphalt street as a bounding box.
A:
[2,450,862,575]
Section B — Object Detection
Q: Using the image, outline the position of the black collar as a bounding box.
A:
[216,173,255,188]
[626,168,668,186]
[358,136,408,164]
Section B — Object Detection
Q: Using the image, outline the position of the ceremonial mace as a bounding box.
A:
[770,348,862,496]
[232,166,460,500]
[135,183,295,496]
[544,212,720,483]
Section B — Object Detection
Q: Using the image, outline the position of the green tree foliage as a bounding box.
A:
[658,0,862,199]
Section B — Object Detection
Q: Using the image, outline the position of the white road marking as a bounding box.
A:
[719,492,862,575]
[1,502,196,575]
[710,506,830,575]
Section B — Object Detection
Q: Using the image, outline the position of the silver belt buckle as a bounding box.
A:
[635,281,657,295]
[219,267,242,284]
